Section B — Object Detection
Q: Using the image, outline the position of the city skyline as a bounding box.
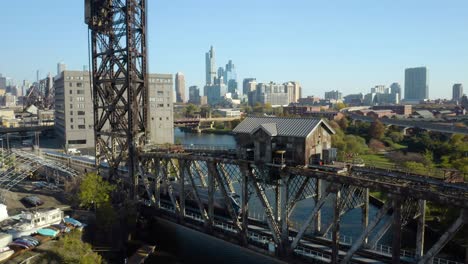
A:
[1,1,468,99]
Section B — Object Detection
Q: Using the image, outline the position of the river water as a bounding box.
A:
[148,128,399,263]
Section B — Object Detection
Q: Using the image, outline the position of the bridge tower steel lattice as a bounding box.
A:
[86,0,148,198]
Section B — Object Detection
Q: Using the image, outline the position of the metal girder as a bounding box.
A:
[218,163,235,193]
[340,200,393,264]
[415,200,426,260]
[207,162,242,233]
[247,165,282,245]
[88,0,148,199]
[161,160,180,214]
[193,161,207,188]
[184,160,209,224]
[417,210,467,264]
[291,185,332,250]
[287,177,312,218]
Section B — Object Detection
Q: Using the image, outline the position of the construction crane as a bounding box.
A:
[85,0,148,199]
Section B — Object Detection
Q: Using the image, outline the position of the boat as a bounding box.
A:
[3,208,63,239]
[8,241,29,249]
[63,217,83,227]
[18,236,39,246]
[37,228,59,237]
[0,248,13,261]
[51,224,70,233]
[13,239,35,248]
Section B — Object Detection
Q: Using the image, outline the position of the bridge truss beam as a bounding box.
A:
[139,152,468,264]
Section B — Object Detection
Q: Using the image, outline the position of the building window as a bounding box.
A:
[77,104,85,109]
[166,117,169,120]
[76,97,85,102]
[70,111,73,115]
[69,83,73,87]
[167,104,170,107]
[158,104,164,107]
[69,90,72,94]
[77,90,84,94]
[78,125,86,129]
[68,140,86,144]
[76,82,83,87]
[70,118,73,122]
[78,111,85,115]
[157,91,164,96]
[70,97,73,102]
[70,125,74,129]
[159,117,162,121]
[70,104,73,109]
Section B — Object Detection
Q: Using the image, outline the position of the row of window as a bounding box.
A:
[70,125,87,129]
[70,104,85,109]
[66,76,85,80]
[70,111,86,116]
[69,88,85,94]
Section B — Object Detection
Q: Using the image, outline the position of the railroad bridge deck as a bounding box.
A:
[138,150,468,264]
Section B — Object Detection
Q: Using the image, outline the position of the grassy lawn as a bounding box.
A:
[359,154,395,169]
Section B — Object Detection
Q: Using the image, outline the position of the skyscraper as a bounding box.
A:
[188,85,201,104]
[57,62,67,76]
[175,72,185,103]
[224,60,238,97]
[390,82,402,103]
[452,84,463,102]
[205,46,216,85]
[404,67,428,102]
[243,78,256,95]
[0,74,6,90]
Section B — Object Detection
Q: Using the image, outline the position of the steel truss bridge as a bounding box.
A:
[138,151,468,264]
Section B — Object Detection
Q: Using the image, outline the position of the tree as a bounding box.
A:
[388,131,404,143]
[337,116,349,131]
[334,102,346,111]
[369,139,386,152]
[253,103,264,113]
[184,104,199,118]
[39,230,103,264]
[79,173,115,209]
[369,120,385,140]
[264,103,273,114]
[200,105,211,118]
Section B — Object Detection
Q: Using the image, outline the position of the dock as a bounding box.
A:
[127,244,156,264]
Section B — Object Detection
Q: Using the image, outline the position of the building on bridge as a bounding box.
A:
[233,117,335,166]
[148,74,174,144]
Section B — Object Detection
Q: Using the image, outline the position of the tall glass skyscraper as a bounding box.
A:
[404,67,428,101]
[205,46,216,85]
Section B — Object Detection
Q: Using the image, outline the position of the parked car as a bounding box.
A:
[21,196,44,207]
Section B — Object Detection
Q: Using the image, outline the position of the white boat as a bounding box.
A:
[0,247,13,261]
[3,208,63,239]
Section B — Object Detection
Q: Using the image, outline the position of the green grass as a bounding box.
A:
[359,154,395,169]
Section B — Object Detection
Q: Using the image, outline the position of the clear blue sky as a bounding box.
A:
[1,0,467,99]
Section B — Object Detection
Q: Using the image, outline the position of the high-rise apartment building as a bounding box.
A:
[188,85,201,104]
[249,82,289,106]
[204,77,227,105]
[175,72,185,103]
[452,84,463,103]
[404,67,428,102]
[285,81,301,103]
[224,60,238,97]
[148,74,174,144]
[243,78,256,95]
[205,46,216,85]
[54,71,95,149]
[324,90,343,101]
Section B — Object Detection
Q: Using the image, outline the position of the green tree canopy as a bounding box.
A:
[369,120,385,140]
[79,173,115,209]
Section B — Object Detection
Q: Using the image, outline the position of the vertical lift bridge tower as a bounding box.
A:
[85,0,148,198]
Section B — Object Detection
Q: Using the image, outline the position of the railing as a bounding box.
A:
[294,246,331,262]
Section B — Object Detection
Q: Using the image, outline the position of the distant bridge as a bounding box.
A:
[349,114,468,135]
[0,125,55,134]
[174,117,241,127]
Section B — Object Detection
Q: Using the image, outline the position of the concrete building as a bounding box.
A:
[188,85,201,104]
[148,73,174,144]
[205,46,216,85]
[175,72,185,103]
[233,117,336,166]
[285,82,301,103]
[325,90,342,101]
[54,70,95,149]
[371,85,385,94]
[452,84,463,103]
[405,67,429,102]
[249,82,289,106]
[215,109,242,117]
[243,78,257,95]
[372,105,412,116]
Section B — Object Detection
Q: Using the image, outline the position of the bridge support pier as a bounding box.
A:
[415,200,426,260]
[331,187,341,264]
[362,188,369,245]
[392,198,402,264]
[314,179,322,234]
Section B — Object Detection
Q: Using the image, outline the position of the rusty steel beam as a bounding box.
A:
[392,198,402,264]
[184,160,209,224]
[331,189,341,264]
[287,177,312,218]
[415,200,426,260]
[417,210,466,264]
